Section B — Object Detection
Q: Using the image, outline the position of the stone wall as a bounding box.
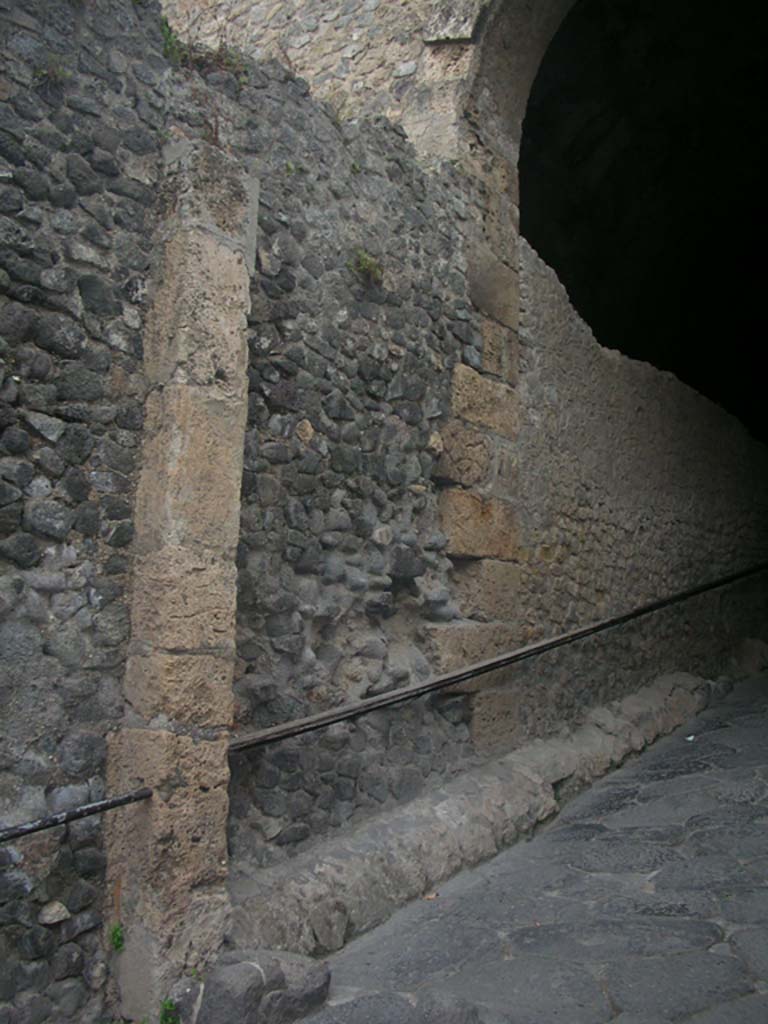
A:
[0,1,257,1019]
[162,0,496,160]
[517,239,768,631]
[229,222,768,869]
[2,0,768,1020]
[227,34,485,867]
[0,2,165,1020]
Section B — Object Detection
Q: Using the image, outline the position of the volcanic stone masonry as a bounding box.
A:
[1,0,768,1021]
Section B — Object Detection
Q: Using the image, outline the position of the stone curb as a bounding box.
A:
[229,671,722,957]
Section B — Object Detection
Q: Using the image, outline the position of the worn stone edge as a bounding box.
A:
[228,671,725,957]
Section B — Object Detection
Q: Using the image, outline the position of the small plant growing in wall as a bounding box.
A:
[161,18,249,86]
[159,999,180,1024]
[109,922,124,953]
[348,248,383,287]
[162,17,190,67]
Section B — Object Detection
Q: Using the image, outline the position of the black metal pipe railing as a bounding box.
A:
[3,559,766,843]
[229,560,768,753]
[0,787,153,845]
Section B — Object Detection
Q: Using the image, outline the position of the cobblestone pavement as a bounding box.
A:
[305,675,768,1023]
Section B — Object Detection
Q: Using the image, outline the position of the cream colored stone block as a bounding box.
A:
[131,548,237,653]
[491,441,519,500]
[106,729,230,893]
[452,559,521,623]
[451,364,518,439]
[422,621,521,694]
[435,419,492,487]
[135,385,246,556]
[468,243,519,330]
[124,652,234,728]
[439,488,518,560]
[143,229,250,398]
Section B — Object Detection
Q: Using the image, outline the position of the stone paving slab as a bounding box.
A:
[305,674,768,1023]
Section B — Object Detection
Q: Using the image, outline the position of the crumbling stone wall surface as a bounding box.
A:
[0,2,164,1020]
[444,241,768,754]
[518,240,768,628]
[162,0,495,159]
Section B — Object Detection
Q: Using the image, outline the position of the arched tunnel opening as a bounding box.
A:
[520,0,765,441]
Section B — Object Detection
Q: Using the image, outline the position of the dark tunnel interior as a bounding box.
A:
[520,0,765,441]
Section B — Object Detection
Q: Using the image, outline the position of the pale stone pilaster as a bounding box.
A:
[105,141,257,1020]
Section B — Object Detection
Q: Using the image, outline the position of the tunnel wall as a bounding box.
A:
[455,240,768,752]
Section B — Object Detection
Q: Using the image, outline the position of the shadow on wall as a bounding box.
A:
[520,0,766,441]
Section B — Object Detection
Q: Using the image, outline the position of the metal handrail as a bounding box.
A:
[3,559,766,843]
[0,787,153,845]
[229,560,768,753]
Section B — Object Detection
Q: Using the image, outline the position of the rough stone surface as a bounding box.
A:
[302,676,768,1023]
[439,489,518,560]
[106,729,231,1020]
[228,671,718,957]
[174,949,329,1024]
[0,2,167,1019]
[162,0,486,160]
[450,559,521,624]
[450,363,519,439]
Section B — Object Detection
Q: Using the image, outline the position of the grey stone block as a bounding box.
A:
[197,962,271,1024]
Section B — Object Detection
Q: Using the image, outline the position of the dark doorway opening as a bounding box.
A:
[520,0,765,440]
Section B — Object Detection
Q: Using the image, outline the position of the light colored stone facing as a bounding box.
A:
[423,621,520,673]
[451,364,518,439]
[107,729,231,1020]
[130,549,237,654]
[452,558,521,623]
[515,236,768,642]
[106,141,255,1020]
[124,651,235,728]
[161,0,484,162]
[228,673,717,957]
[439,488,518,560]
[141,231,251,398]
[421,620,521,696]
[160,1,577,176]
[435,419,493,487]
[467,242,519,330]
[135,385,246,557]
